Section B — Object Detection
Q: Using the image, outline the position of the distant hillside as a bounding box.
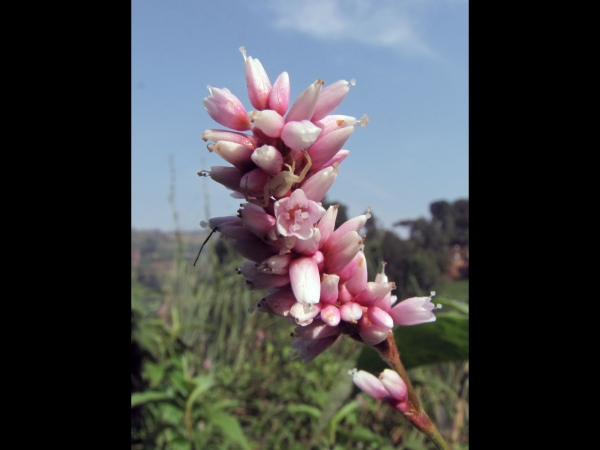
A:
[131,229,211,289]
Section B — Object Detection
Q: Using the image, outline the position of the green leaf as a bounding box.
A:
[356,313,469,374]
[184,375,215,434]
[131,390,173,407]
[286,404,322,419]
[329,400,360,445]
[210,412,251,450]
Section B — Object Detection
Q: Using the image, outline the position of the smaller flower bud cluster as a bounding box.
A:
[200,46,368,207]
[349,368,409,413]
[198,48,441,364]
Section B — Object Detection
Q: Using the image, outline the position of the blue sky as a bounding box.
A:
[132,0,468,235]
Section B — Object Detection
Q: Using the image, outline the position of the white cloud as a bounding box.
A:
[261,0,445,59]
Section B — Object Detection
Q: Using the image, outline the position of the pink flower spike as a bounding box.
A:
[289,256,321,307]
[348,369,389,400]
[320,304,341,326]
[269,72,290,116]
[203,86,251,131]
[285,79,324,123]
[274,189,325,240]
[311,79,353,121]
[379,369,408,403]
[300,165,339,203]
[339,302,363,323]
[202,129,259,149]
[248,110,285,138]
[319,274,340,304]
[251,145,284,176]
[280,120,322,151]
[389,292,442,326]
[240,46,272,111]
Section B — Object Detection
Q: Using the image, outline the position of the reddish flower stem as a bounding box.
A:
[372,334,451,450]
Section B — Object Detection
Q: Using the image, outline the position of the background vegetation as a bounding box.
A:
[131,199,469,449]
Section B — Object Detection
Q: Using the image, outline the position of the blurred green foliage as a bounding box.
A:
[131,198,468,449]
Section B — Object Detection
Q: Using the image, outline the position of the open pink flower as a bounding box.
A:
[389,292,442,326]
[274,189,325,240]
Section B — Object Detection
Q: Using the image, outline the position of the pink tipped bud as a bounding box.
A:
[238,203,277,239]
[208,141,255,171]
[255,288,297,316]
[203,86,251,131]
[324,231,362,274]
[320,304,341,326]
[344,251,368,295]
[336,252,360,283]
[339,302,363,323]
[237,261,291,290]
[289,256,321,307]
[367,306,394,329]
[319,274,340,304]
[314,115,359,136]
[240,167,270,197]
[290,301,321,326]
[348,369,388,400]
[358,324,391,345]
[285,79,324,123]
[202,129,259,149]
[240,46,272,111]
[281,120,322,151]
[324,209,371,252]
[338,284,353,303]
[300,165,339,203]
[269,72,290,116]
[291,333,339,364]
[249,109,285,138]
[318,149,350,170]
[353,281,395,307]
[311,79,352,121]
[293,228,321,256]
[293,319,341,340]
[307,125,354,171]
[379,369,408,403]
[389,292,441,326]
[256,253,293,275]
[199,166,244,193]
[251,145,284,176]
[316,205,338,244]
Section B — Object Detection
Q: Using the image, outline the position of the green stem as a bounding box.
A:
[372,334,451,450]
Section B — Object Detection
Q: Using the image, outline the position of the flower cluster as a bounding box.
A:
[199,47,441,364]
[349,368,409,413]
